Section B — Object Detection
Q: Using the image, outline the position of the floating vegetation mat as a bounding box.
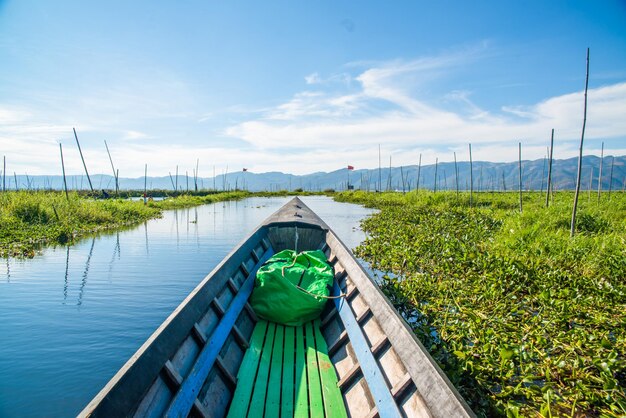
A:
[335,191,626,417]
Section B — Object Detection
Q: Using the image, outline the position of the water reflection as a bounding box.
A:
[108,232,121,281]
[144,221,149,256]
[78,237,96,306]
[63,246,70,303]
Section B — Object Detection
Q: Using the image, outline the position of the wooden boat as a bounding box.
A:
[80,197,474,418]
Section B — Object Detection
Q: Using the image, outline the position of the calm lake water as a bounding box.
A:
[0,196,375,418]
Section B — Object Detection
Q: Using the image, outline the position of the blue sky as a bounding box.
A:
[1,0,625,176]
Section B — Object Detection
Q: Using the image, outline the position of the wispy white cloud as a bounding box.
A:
[225,51,626,172]
[2,47,625,177]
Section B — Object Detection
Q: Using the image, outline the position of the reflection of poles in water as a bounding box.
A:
[63,245,70,303]
[108,232,121,280]
[78,237,96,306]
[175,210,180,248]
[194,207,199,249]
[144,221,149,256]
[5,254,10,283]
[186,208,190,235]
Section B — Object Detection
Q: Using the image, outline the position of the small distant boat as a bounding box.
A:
[80,197,474,418]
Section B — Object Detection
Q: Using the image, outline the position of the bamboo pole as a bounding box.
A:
[175,165,179,192]
[104,140,118,196]
[587,166,593,202]
[169,172,175,190]
[416,153,422,193]
[73,128,93,191]
[597,141,604,202]
[546,129,554,207]
[469,143,473,206]
[387,156,392,191]
[2,155,5,192]
[540,155,546,196]
[14,172,18,191]
[60,143,69,200]
[608,156,615,199]
[144,164,148,204]
[454,152,459,198]
[195,159,199,192]
[571,48,590,238]
[375,145,380,191]
[433,158,438,193]
[518,142,523,213]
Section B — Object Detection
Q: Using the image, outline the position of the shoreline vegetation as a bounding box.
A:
[3,189,625,416]
[0,189,322,257]
[334,190,626,417]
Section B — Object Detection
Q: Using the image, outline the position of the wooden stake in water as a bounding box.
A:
[518,142,523,213]
[540,155,546,196]
[144,164,148,205]
[454,152,459,198]
[195,158,199,192]
[571,48,590,238]
[546,129,554,207]
[608,156,615,199]
[387,155,392,191]
[378,144,382,192]
[104,140,118,196]
[73,128,94,191]
[433,157,438,193]
[416,153,422,193]
[60,143,69,200]
[469,143,473,207]
[587,166,593,202]
[597,141,604,202]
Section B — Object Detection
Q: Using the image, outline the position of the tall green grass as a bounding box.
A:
[0,191,161,257]
[335,190,626,417]
[1,190,321,257]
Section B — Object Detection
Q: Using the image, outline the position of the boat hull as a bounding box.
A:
[80,197,474,418]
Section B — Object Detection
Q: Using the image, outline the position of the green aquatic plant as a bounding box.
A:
[335,190,626,417]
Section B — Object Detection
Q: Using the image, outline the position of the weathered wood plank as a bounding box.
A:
[294,324,308,418]
[248,322,277,416]
[226,321,269,418]
[332,281,402,418]
[326,230,475,418]
[306,322,324,417]
[163,248,273,418]
[281,326,295,418]
[314,319,348,418]
[265,324,285,418]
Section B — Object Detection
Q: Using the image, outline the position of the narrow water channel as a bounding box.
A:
[0,196,375,418]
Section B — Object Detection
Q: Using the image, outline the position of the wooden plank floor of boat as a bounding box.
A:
[227,319,347,418]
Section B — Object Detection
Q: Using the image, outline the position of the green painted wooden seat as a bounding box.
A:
[227,319,347,418]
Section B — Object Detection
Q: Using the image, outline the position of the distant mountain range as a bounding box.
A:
[2,156,625,192]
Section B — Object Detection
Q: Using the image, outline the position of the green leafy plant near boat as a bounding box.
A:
[335,190,626,418]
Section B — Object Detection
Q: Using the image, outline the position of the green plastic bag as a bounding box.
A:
[249,249,334,326]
